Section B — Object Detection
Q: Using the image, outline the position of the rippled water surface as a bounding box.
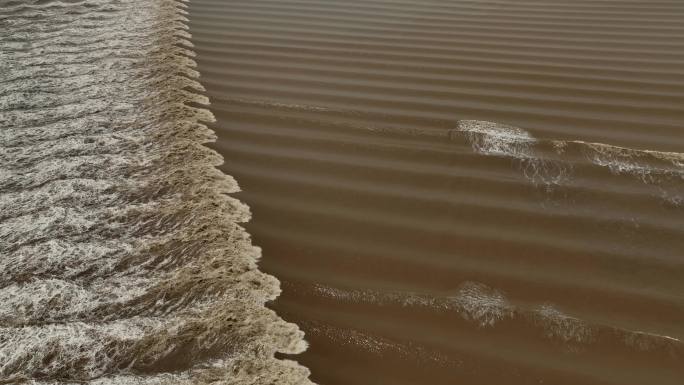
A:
[187,0,684,384]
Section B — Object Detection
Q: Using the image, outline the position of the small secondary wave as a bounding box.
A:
[454,120,684,203]
[305,282,683,357]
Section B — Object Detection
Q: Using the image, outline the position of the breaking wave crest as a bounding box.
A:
[0,0,311,383]
[454,120,684,203]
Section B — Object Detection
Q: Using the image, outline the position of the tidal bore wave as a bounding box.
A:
[0,0,311,383]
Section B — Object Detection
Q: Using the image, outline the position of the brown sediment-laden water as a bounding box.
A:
[0,0,311,383]
[2,0,684,384]
[186,0,684,384]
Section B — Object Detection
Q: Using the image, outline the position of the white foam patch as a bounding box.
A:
[533,304,595,345]
[456,120,536,158]
[454,120,684,202]
[449,282,515,327]
[455,120,572,187]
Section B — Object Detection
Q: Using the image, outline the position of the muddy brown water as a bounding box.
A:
[188,1,684,384]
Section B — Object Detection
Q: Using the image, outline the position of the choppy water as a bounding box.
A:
[187,0,684,384]
[0,0,311,383]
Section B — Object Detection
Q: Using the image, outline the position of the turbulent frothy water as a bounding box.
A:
[0,0,311,383]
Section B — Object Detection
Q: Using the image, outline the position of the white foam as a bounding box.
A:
[454,120,684,201]
[0,0,311,383]
[533,304,595,345]
[456,120,536,158]
[311,282,513,328]
[455,120,571,187]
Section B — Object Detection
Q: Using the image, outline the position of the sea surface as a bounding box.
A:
[187,0,684,384]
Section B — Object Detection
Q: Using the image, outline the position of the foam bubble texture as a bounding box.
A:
[0,0,312,383]
[455,120,684,201]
